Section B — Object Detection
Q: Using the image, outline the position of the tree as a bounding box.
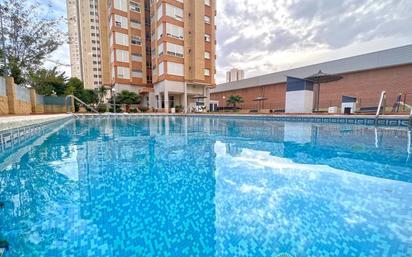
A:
[30,67,66,96]
[95,86,109,105]
[226,95,244,108]
[112,90,141,112]
[0,0,64,83]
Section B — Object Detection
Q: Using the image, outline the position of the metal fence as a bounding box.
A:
[36,94,44,105]
[44,96,65,105]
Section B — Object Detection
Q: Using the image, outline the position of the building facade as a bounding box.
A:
[67,0,216,111]
[211,45,412,113]
[226,68,244,83]
[151,0,217,112]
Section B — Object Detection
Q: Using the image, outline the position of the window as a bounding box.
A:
[158,43,164,56]
[166,42,183,57]
[157,24,163,39]
[116,49,129,62]
[132,53,142,61]
[131,19,141,29]
[166,4,183,21]
[157,4,163,21]
[115,32,129,46]
[130,1,141,12]
[117,67,130,79]
[131,36,142,45]
[167,62,184,76]
[132,70,143,78]
[204,68,210,76]
[205,34,211,42]
[159,62,164,76]
[114,0,128,11]
[166,23,184,39]
[204,16,211,24]
[115,15,128,28]
[204,51,211,59]
[205,0,210,6]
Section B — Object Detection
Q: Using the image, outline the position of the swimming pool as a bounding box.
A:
[0,116,411,256]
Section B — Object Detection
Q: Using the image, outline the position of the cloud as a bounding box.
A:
[216,0,412,83]
[45,0,412,83]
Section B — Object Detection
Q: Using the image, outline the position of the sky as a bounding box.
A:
[46,0,412,84]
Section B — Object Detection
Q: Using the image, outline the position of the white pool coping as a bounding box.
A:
[0,114,72,132]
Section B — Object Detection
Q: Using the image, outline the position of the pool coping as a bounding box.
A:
[0,114,72,132]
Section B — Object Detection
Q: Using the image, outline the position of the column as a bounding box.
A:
[164,90,169,113]
[184,82,188,113]
[5,76,16,114]
[30,88,37,113]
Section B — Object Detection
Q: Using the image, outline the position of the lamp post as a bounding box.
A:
[112,87,116,113]
[0,4,8,76]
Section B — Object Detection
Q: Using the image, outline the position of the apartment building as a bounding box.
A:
[67,0,108,89]
[67,0,216,111]
[150,0,217,112]
[226,68,244,83]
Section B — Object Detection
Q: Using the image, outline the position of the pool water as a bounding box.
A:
[0,116,411,257]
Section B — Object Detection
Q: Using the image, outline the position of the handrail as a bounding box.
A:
[375,91,386,120]
[65,95,99,113]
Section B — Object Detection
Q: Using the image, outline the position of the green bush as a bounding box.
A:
[139,106,149,112]
[130,108,138,113]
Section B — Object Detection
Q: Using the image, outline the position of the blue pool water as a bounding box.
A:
[0,116,412,257]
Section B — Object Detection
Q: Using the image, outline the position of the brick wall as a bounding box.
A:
[211,64,412,112]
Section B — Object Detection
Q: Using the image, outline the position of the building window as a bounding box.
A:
[167,62,184,76]
[115,15,128,29]
[114,0,128,11]
[166,23,184,40]
[132,53,142,61]
[132,70,143,78]
[158,43,164,56]
[204,51,211,59]
[205,34,211,42]
[166,4,183,21]
[204,16,211,24]
[131,36,142,45]
[166,42,183,57]
[204,69,210,76]
[157,24,163,40]
[117,67,130,79]
[131,19,141,29]
[116,49,129,62]
[115,32,129,46]
[159,62,164,76]
[130,1,141,12]
[205,0,210,6]
[157,4,163,21]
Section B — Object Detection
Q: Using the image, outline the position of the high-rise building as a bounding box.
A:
[67,0,216,111]
[67,0,107,89]
[226,68,244,83]
[151,0,217,112]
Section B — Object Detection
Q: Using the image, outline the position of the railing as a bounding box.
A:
[65,95,99,113]
[375,91,387,120]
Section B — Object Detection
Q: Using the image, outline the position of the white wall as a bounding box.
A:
[285,90,314,113]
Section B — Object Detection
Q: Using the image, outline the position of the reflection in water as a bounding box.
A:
[0,116,411,256]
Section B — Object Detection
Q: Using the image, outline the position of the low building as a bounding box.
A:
[211,45,412,113]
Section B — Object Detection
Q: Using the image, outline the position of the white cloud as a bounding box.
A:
[46,0,412,83]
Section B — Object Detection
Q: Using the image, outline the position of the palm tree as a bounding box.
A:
[94,86,108,105]
[114,90,141,112]
[226,95,244,108]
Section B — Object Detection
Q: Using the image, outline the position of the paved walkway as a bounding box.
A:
[0,114,72,131]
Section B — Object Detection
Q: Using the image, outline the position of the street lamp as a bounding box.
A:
[0,4,8,76]
[112,87,116,113]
